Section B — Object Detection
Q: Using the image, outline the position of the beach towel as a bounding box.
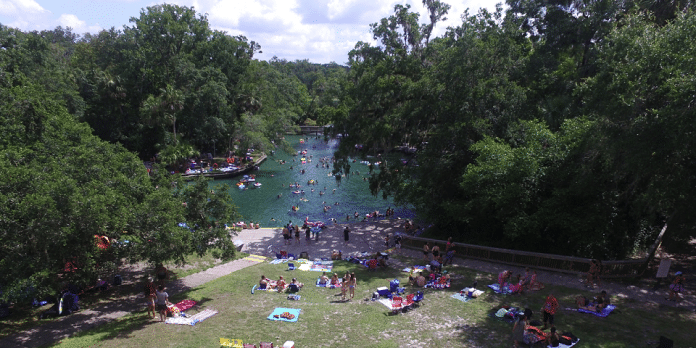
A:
[174,300,197,312]
[165,308,218,326]
[488,283,513,294]
[425,277,450,289]
[298,263,312,271]
[242,254,266,262]
[402,265,426,272]
[309,264,333,272]
[316,278,341,289]
[548,338,580,348]
[267,308,301,322]
[451,293,473,303]
[576,304,616,317]
[270,259,287,264]
[377,298,396,310]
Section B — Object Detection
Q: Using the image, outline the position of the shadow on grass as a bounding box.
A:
[40,292,215,348]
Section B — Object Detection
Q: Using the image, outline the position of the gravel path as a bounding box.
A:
[1,220,692,347]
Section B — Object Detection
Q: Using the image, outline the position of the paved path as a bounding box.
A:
[1,220,692,347]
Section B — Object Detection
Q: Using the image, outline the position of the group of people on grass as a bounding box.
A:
[512,293,576,347]
[259,275,304,292]
[144,277,170,322]
[498,268,546,295]
[421,238,458,273]
[307,271,358,301]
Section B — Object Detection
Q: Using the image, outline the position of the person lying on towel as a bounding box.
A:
[546,327,578,347]
[576,290,609,312]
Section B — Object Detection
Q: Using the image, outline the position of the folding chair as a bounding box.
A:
[412,291,424,307]
[403,293,415,310]
[259,342,273,348]
[287,284,300,293]
[287,263,295,271]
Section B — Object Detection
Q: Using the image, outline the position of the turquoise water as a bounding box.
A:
[212,135,414,228]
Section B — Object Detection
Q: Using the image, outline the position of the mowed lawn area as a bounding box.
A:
[47,255,694,348]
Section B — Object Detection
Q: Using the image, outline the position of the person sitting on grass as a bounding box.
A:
[668,271,685,302]
[319,272,329,285]
[528,269,545,290]
[259,275,269,289]
[416,275,427,287]
[275,276,287,291]
[509,274,524,295]
[330,273,340,286]
[290,278,303,289]
[498,270,512,291]
[408,266,417,285]
[596,290,610,310]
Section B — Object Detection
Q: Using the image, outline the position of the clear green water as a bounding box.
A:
[211,135,414,228]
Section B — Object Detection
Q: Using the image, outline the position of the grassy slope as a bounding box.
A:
[46,256,694,348]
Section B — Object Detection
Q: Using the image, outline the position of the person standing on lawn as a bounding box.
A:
[144,277,156,319]
[542,293,559,330]
[155,285,170,322]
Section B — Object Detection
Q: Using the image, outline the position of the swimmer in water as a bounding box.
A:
[333,189,336,193]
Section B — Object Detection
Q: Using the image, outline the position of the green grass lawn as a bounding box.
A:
[44,255,695,347]
[0,249,246,341]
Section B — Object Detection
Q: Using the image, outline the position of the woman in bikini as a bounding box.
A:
[349,272,357,300]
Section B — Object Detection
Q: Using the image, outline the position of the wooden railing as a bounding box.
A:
[400,223,668,278]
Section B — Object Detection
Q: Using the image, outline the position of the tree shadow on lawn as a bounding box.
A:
[43,293,215,347]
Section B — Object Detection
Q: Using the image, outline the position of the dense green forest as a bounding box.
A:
[332,0,696,259]
[2,1,696,302]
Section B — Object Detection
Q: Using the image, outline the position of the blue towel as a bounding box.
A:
[577,304,615,317]
[267,307,301,322]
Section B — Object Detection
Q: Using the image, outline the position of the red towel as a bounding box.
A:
[174,300,197,312]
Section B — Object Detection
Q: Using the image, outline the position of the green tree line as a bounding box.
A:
[333,0,696,259]
[0,4,344,303]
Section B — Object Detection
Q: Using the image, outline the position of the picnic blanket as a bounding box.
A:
[377,298,400,310]
[174,300,197,312]
[267,308,301,322]
[576,304,616,317]
[165,308,218,326]
[451,288,484,303]
[488,283,513,294]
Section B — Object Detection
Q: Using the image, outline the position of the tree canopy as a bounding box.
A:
[332,1,696,258]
